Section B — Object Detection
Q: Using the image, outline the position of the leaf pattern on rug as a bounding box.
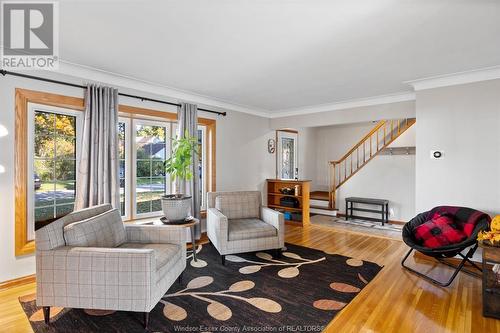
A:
[330,282,360,293]
[19,293,37,303]
[314,273,364,311]
[313,299,346,311]
[358,273,369,284]
[163,301,187,321]
[162,276,282,321]
[226,251,326,278]
[29,307,64,322]
[346,258,364,267]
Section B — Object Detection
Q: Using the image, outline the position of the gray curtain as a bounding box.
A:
[75,84,120,210]
[177,102,201,240]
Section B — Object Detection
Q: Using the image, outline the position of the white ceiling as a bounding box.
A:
[58,0,500,115]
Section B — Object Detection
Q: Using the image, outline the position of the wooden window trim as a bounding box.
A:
[15,88,216,256]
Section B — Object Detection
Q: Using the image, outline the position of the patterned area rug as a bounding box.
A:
[311,214,403,239]
[19,243,382,333]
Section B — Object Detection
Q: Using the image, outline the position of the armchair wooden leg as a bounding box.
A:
[274,248,282,258]
[43,306,50,324]
[143,311,150,329]
[221,255,226,265]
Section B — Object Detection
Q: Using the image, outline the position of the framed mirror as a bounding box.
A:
[276,129,298,180]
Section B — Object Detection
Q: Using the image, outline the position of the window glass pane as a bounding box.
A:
[151,191,162,212]
[137,191,152,214]
[151,177,166,191]
[34,159,55,181]
[119,160,126,179]
[152,143,166,159]
[152,161,165,177]
[55,181,75,204]
[35,183,54,207]
[281,138,295,179]
[55,136,76,159]
[136,142,150,159]
[55,114,76,137]
[118,121,127,217]
[118,122,126,160]
[34,110,77,226]
[34,112,55,135]
[35,206,54,223]
[198,128,203,206]
[136,160,151,178]
[34,135,55,158]
[120,186,125,216]
[55,160,75,181]
[135,122,167,215]
[56,203,75,219]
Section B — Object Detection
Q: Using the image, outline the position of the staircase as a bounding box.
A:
[313,118,416,211]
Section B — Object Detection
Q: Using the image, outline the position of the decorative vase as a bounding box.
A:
[161,194,192,222]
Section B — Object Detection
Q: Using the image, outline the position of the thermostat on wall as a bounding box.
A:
[430,150,444,159]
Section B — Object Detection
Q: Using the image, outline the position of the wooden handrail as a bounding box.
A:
[329,120,386,164]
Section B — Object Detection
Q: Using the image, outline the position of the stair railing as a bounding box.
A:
[328,118,416,209]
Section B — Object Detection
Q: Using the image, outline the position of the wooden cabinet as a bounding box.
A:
[266,179,310,226]
[480,244,500,319]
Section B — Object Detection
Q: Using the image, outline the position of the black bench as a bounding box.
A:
[345,197,389,225]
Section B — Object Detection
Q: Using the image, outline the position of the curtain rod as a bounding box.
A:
[0,69,227,116]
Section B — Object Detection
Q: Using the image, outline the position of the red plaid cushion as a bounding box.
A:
[413,214,467,248]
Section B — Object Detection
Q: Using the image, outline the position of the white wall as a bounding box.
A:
[0,73,274,283]
[216,111,275,196]
[337,155,416,221]
[415,79,500,216]
[270,100,415,129]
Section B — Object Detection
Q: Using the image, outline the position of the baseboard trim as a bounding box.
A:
[0,274,36,291]
[336,213,405,225]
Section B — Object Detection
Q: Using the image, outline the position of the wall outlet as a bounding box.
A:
[389,208,395,217]
[430,150,444,159]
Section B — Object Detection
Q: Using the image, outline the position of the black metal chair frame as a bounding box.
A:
[401,209,489,287]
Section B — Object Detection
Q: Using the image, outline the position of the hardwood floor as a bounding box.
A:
[286,223,500,333]
[1,223,498,332]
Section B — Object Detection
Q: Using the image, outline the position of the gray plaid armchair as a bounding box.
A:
[35,204,186,328]
[207,191,284,264]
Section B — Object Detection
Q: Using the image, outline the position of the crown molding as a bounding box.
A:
[55,61,270,118]
[405,66,500,91]
[267,92,415,119]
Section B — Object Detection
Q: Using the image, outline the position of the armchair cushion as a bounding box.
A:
[215,194,260,219]
[413,214,467,248]
[63,208,126,248]
[118,243,182,282]
[228,218,277,241]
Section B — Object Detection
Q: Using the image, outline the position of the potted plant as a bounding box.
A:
[161,130,198,223]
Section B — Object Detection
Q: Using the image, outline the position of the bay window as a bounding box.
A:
[16,88,216,256]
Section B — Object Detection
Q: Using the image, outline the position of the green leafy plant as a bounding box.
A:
[164,130,198,194]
